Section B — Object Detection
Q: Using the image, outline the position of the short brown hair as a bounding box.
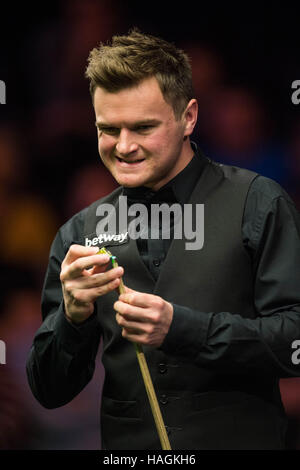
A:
[85,28,194,119]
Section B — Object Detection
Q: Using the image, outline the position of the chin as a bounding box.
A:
[121,182,141,188]
[116,176,147,188]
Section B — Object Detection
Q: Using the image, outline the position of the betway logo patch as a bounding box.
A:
[85,232,128,247]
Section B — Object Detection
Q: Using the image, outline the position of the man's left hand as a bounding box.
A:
[114,288,173,347]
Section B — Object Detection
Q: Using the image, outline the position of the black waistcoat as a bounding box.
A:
[84,159,287,450]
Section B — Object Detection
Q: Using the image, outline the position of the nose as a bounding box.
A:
[116,129,138,156]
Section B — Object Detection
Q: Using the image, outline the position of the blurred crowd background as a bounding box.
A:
[0,0,300,449]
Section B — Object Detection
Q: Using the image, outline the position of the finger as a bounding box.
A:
[71,277,121,303]
[122,286,136,294]
[114,300,148,322]
[118,291,156,309]
[63,244,100,266]
[65,253,112,279]
[116,312,146,332]
[121,329,148,345]
[90,261,111,275]
[68,267,124,289]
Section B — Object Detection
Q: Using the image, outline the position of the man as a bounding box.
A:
[26,29,300,450]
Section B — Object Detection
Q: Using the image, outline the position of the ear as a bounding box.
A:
[182,99,198,137]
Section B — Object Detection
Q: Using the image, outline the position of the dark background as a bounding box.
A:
[0,0,300,450]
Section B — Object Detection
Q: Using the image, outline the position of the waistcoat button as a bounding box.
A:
[160,394,168,405]
[158,363,167,373]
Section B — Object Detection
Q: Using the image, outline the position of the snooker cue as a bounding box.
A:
[111,255,171,450]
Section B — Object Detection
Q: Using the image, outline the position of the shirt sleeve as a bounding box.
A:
[160,176,300,378]
[26,211,102,409]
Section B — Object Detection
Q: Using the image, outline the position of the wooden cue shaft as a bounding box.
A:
[114,259,171,450]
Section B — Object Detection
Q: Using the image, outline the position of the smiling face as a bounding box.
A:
[93,77,197,190]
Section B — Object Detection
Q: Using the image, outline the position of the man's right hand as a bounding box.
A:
[60,244,124,324]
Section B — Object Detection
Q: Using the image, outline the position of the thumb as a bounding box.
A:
[122,285,135,294]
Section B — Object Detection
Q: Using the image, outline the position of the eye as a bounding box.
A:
[99,127,120,136]
[135,125,153,133]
